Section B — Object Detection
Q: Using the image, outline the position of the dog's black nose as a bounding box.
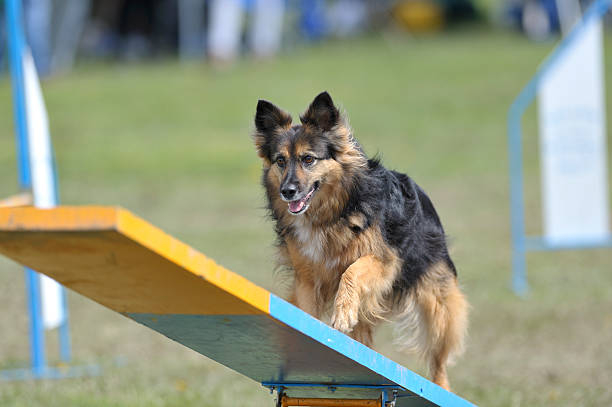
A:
[281,185,298,200]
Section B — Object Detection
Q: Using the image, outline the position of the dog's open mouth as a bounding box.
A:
[287,182,319,215]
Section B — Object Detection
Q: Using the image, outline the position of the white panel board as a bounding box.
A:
[23,49,65,330]
[538,18,610,243]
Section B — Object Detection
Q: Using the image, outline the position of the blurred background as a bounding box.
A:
[1,0,606,76]
[1,0,611,406]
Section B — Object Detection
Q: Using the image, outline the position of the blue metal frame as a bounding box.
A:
[23,267,46,376]
[6,0,30,188]
[59,288,72,362]
[263,383,401,406]
[4,0,73,379]
[507,0,612,295]
[5,0,47,377]
[262,383,404,390]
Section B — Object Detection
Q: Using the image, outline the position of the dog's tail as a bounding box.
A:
[393,262,468,390]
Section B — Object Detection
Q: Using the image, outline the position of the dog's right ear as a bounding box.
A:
[253,100,292,159]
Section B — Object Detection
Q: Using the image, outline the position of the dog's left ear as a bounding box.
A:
[300,91,339,131]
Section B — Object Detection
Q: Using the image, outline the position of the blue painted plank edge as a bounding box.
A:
[268,295,476,407]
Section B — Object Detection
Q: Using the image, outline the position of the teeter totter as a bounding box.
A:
[0,206,475,407]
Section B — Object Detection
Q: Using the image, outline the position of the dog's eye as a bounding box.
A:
[276,157,286,167]
[302,155,315,165]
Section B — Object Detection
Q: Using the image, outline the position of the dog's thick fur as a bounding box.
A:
[252,91,468,390]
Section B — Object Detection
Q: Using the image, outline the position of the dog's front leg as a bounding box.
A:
[331,255,393,334]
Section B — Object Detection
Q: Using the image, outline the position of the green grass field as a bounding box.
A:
[1,29,611,406]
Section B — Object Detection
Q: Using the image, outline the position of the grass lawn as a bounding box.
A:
[1,28,611,406]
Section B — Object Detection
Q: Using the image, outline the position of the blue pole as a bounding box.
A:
[59,289,71,362]
[24,268,46,376]
[5,0,47,376]
[507,105,528,296]
[6,0,30,189]
[56,158,71,363]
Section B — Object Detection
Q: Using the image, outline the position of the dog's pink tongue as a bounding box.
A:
[289,199,305,213]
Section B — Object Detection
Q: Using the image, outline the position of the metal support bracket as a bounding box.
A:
[263,383,404,407]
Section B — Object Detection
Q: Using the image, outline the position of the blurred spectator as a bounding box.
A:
[24,0,52,76]
[207,0,243,62]
[52,0,91,72]
[504,0,561,39]
[1,0,489,74]
[207,0,285,63]
[301,0,327,40]
[177,0,206,60]
[327,0,368,37]
[392,0,480,33]
[249,0,285,58]
[81,0,176,60]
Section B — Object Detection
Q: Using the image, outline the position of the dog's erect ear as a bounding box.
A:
[253,100,292,159]
[300,91,339,131]
[255,100,292,134]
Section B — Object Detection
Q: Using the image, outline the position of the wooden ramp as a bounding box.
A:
[0,206,475,407]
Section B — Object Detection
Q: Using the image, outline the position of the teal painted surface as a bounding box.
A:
[128,299,476,406]
[127,313,390,385]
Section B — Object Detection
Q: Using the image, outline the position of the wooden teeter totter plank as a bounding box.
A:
[0,206,476,407]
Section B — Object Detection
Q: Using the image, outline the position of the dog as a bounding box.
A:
[252,91,468,391]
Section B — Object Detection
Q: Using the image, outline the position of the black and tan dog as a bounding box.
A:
[252,91,468,390]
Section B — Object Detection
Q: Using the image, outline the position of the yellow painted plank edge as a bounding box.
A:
[0,205,119,230]
[0,206,270,315]
[115,208,270,315]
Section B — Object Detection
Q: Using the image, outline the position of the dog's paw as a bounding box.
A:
[331,296,359,334]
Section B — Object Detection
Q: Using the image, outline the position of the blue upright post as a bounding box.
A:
[507,103,528,296]
[5,0,48,375]
[54,160,71,363]
[59,289,71,362]
[24,268,46,376]
[6,0,30,188]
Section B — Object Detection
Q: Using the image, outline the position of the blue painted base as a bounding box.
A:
[513,234,612,294]
[262,382,404,401]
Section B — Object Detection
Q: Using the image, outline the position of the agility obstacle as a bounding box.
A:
[507,0,612,294]
[0,206,475,407]
[3,0,75,379]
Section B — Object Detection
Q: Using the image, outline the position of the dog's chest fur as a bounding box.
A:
[283,219,351,305]
[293,219,338,269]
[290,216,356,271]
[284,214,397,309]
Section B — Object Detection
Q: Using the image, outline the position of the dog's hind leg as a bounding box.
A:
[417,262,468,391]
[395,261,468,391]
[350,320,375,347]
[289,277,321,318]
